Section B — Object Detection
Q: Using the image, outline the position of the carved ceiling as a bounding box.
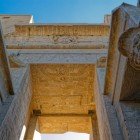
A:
[31,64,95,115]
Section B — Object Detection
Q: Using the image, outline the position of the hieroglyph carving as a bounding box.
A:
[31,64,95,114]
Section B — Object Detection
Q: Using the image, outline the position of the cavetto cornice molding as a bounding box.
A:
[14,24,110,36]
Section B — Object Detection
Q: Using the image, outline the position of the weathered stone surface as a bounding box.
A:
[7,49,107,64]
[0,67,32,140]
[31,64,95,114]
[95,68,123,140]
[119,102,140,140]
[11,67,27,93]
[106,4,140,102]
[38,115,92,134]
[104,3,140,96]
[6,35,109,49]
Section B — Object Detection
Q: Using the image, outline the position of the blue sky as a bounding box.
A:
[0,0,137,23]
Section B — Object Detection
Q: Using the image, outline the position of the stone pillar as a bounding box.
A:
[24,116,41,140]
[89,111,99,140]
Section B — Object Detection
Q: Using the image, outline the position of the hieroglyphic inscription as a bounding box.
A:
[31,64,95,114]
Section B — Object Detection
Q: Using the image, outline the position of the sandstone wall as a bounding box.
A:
[0,67,32,140]
[94,68,123,140]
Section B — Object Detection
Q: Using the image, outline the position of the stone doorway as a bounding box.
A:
[25,64,98,140]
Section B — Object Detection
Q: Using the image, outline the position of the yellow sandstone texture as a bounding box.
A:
[38,116,92,134]
[31,64,95,115]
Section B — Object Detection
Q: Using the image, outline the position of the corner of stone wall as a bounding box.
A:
[95,67,124,140]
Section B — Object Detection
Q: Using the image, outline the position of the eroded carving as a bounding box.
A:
[53,36,78,44]
[130,33,140,65]
[31,64,95,114]
[119,27,140,70]
[9,55,26,68]
[97,56,107,68]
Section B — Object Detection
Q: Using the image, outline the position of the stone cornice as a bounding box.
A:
[14,24,110,36]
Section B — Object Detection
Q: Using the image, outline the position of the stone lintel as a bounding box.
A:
[118,27,140,70]
[38,116,92,134]
[7,49,107,64]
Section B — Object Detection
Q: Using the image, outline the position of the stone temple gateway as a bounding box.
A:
[0,2,140,140]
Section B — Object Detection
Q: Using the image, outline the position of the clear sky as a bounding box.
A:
[0,0,137,23]
[41,132,90,140]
